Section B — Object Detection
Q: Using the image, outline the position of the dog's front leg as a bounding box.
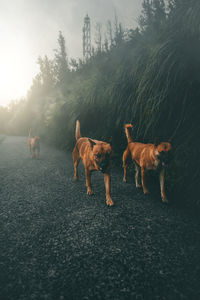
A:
[141,167,149,195]
[160,168,168,203]
[36,147,40,159]
[134,163,141,188]
[85,169,94,195]
[104,173,114,206]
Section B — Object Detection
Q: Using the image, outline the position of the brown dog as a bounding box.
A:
[73,120,113,206]
[28,129,40,159]
[123,124,172,203]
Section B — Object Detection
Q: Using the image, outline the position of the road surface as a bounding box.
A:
[0,136,199,300]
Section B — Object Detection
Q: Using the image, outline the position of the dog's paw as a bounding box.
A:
[144,190,149,195]
[136,184,141,188]
[123,177,127,183]
[87,189,94,195]
[162,197,168,204]
[74,176,79,181]
[106,198,114,206]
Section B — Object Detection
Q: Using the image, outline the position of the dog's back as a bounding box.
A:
[32,136,40,149]
[124,124,157,167]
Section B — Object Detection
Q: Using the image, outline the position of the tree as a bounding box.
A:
[113,13,124,46]
[103,34,109,52]
[95,23,102,53]
[152,0,166,29]
[138,0,154,32]
[69,58,79,71]
[54,31,69,85]
[138,0,166,35]
[107,20,113,49]
[37,55,55,90]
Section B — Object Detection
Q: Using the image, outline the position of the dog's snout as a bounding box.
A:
[159,151,173,166]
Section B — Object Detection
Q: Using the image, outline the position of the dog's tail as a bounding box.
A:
[124,124,133,143]
[28,128,32,138]
[75,120,81,140]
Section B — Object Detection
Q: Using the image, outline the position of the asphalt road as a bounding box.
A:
[0,136,200,300]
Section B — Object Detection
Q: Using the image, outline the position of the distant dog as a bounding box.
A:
[123,124,172,203]
[28,129,40,159]
[73,120,113,206]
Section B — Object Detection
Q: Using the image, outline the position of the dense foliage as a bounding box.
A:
[1,0,200,208]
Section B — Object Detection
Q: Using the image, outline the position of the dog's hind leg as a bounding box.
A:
[122,148,129,182]
[36,146,40,159]
[134,162,141,188]
[31,147,35,159]
[73,147,80,180]
[29,146,32,157]
[141,167,149,195]
[28,141,32,158]
[160,168,168,203]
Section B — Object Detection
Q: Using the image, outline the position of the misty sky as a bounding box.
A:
[0,0,142,106]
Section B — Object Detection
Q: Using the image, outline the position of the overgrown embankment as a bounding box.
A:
[2,0,200,209]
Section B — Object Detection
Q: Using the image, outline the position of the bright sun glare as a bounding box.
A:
[0,32,37,107]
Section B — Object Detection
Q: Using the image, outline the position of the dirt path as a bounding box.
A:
[0,136,200,300]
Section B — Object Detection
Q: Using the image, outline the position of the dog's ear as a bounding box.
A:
[108,136,112,145]
[154,137,159,146]
[88,138,96,149]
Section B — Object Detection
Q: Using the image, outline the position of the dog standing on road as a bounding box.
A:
[28,129,40,159]
[73,120,113,206]
[123,124,172,203]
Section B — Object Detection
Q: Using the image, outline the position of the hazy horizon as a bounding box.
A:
[0,0,142,107]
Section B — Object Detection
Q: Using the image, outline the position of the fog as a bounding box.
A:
[0,0,142,105]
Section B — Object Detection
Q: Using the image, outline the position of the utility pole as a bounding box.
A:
[83,14,91,61]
